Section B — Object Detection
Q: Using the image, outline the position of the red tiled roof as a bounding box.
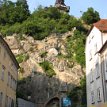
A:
[93,19,107,31]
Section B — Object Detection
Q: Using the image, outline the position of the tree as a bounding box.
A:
[16,0,30,22]
[0,0,30,25]
[68,76,87,107]
[82,7,100,24]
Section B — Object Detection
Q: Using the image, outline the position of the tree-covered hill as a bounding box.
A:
[0,0,100,67]
[0,6,84,39]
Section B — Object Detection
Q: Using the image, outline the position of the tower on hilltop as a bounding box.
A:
[55,0,70,13]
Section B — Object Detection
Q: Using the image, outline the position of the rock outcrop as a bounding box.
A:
[4,31,85,107]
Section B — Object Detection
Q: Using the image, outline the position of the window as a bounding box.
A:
[0,92,3,107]
[1,65,5,81]
[89,50,92,61]
[90,69,94,83]
[11,75,12,88]
[91,91,95,104]
[89,36,91,43]
[13,79,16,91]
[0,46,1,54]
[91,35,94,39]
[94,43,97,54]
[5,96,8,107]
[97,87,102,102]
[96,62,100,79]
[105,54,107,80]
[3,51,6,59]
[9,74,11,87]
[15,80,17,90]
[7,72,10,86]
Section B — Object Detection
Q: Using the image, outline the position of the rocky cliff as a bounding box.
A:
[4,31,85,106]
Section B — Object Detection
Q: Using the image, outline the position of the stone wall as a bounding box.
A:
[17,98,35,107]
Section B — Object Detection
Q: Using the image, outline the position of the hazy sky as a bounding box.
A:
[11,0,107,18]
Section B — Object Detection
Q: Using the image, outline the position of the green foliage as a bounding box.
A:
[16,76,32,100]
[0,6,84,40]
[16,0,30,22]
[40,51,47,58]
[68,76,87,107]
[68,86,81,102]
[0,0,30,25]
[66,30,86,67]
[80,76,87,105]
[16,54,29,63]
[19,67,25,74]
[39,60,56,77]
[82,7,100,24]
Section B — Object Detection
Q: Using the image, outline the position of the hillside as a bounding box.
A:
[4,30,85,105]
[0,1,95,106]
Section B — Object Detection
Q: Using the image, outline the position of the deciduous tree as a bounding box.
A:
[82,7,100,24]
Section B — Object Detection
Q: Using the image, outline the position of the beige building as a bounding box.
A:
[85,19,107,107]
[0,35,19,107]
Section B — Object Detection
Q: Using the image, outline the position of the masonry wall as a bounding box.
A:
[17,98,35,107]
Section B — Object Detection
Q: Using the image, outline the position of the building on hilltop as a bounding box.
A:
[85,19,107,107]
[0,35,19,107]
[55,0,70,13]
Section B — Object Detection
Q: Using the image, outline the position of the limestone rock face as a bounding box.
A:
[4,35,22,55]
[47,48,58,56]
[5,31,85,107]
[5,35,20,49]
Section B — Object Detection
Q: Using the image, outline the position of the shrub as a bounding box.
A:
[39,60,56,77]
[16,54,29,63]
[66,30,86,67]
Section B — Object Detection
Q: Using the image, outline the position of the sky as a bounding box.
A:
[11,0,107,19]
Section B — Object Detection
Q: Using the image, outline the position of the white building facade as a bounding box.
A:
[86,19,107,107]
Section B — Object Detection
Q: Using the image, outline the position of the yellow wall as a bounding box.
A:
[90,103,107,107]
[0,42,18,107]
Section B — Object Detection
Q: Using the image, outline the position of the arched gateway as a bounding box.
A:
[44,96,60,107]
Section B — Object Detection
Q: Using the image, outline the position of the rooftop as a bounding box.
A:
[94,19,107,32]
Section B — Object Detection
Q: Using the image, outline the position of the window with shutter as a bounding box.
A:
[91,91,95,104]
[97,87,102,102]
[96,62,100,79]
